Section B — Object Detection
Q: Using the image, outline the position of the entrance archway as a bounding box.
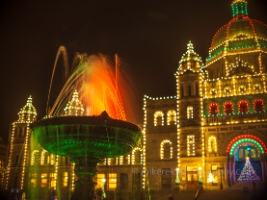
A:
[226,134,267,183]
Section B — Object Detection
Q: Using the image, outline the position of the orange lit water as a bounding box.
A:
[49,49,137,123]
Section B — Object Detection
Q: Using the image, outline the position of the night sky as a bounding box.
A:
[0,0,266,142]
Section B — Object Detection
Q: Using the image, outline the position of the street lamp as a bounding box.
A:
[101,178,106,198]
[198,167,203,185]
[175,168,180,185]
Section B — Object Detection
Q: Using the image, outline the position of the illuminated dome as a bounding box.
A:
[207,0,267,62]
[177,41,203,74]
[18,96,37,123]
[63,90,84,116]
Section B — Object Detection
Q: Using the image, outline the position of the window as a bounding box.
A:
[154,111,164,126]
[187,135,195,156]
[41,150,48,165]
[224,102,233,115]
[254,99,264,113]
[50,173,56,188]
[132,147,142,164]
[181,85,184,97]
[41,173,48,187]
[31,150,40,165]
[62,172,68,187]
[187,106,193,119]
[167,110,176,125]
[208,136,217,153]
[188,85,191,96]
[108,173,117,189]
[238,100,249,114]
[96,174,105,189]
[160,140,173,159]
[30,173,37,188]
[209,103,219,116]
[162,168,171,188]
[120,173,128,189]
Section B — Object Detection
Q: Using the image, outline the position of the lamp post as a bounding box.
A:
[218,167,223,189]
[175,168,180,185]
[101,178,106,199]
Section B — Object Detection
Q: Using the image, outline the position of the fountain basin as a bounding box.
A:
[30,111,141,162]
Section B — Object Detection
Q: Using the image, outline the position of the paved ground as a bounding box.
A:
[197,181,267,200]
[157,181,267,200]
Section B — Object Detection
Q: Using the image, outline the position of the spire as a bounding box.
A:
[18,95,37,122]
[176,41,203,74]
[231,0,248,17]
[187,41,195,54]
[63,90,84,116]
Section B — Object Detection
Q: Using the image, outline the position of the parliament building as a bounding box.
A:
[2,0,267,199]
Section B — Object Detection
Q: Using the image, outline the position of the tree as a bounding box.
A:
[237,157,260,181]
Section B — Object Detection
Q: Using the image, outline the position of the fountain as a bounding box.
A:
[30,48,141,200]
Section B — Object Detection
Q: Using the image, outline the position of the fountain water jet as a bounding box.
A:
[30,47,141,200]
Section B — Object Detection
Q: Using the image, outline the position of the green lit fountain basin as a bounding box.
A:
[30,112,142,159]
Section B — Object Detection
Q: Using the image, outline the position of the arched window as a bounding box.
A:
[167,110,176,125]
[209,103,219,116]
[154,111,164,126]
[160,140,173,159]
[31,150,40,165]
[224,102,234,115]
[132,147,142,164]
[41,150,49,165]
[238,100,249,114]
[208,136,217,153]
[254,99,264,113]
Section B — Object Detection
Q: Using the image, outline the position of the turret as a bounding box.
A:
[17,96,37,123]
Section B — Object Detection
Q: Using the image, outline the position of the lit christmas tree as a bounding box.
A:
[237,157,260,181]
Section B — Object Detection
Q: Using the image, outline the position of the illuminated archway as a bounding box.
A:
[167,110,176,125]
[41,150,48,165]
[238,100,249,114]
[226,134,267,155]
[160,140,173,159]
[209,103,219,116]
[154,111,164,126]
[31,150,40,165]
[253,99,264,113]
[132,147,142,164]
[224,102,234,115]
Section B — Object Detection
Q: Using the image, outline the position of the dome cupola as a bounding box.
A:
[63,90,84,116]
[176,41,203,74]
[18,96,37,123]
[206,0,267,65]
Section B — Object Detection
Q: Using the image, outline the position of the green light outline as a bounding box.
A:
[229,138,264,156]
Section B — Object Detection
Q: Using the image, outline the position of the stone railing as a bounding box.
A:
[204,112,266,125]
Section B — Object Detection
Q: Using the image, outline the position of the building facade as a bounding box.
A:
[143,0,267,196]
[2,0,267,199]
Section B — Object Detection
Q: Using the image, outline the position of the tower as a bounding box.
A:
[5,96,37,192]
[175,41,205,189]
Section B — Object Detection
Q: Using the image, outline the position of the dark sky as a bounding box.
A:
[0,0,266,142]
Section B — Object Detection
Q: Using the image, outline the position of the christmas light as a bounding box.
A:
[237,157,260,181]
